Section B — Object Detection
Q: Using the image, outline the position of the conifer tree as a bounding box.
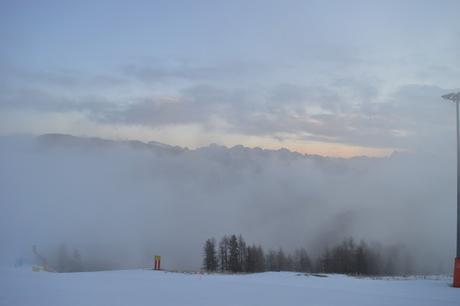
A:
[254,246,265,272]
[203,238,218,272]
[237,235,247,272]
[228,235,240,272]
[218,236,229,272]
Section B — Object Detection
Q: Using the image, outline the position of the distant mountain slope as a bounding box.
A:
[37,133,187,155]
[36,133,392,165]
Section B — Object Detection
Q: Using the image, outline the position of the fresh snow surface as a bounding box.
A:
[1,268,459,306]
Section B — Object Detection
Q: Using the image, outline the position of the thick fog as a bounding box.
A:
[0,134,455,273]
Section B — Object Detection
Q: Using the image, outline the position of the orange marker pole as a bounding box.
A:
[454,258,460,287]
[154,256,161,270]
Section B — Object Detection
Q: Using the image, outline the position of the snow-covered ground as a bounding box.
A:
[1,267,459,306]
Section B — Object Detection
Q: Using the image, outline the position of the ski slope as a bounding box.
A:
[1,267,459,306]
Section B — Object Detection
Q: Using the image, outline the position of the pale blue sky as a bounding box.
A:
[1,0,459,156]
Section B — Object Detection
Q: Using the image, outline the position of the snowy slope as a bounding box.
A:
[1,268,459,306]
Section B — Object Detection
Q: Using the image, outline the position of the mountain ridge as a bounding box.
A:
[36,133,396,161]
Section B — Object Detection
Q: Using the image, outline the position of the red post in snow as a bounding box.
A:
[454,258,460,288]
[154,255,161,270]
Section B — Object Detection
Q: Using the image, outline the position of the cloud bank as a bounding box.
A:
[0,134,455,273]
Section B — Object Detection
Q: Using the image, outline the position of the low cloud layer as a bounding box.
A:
[0,135,455,273]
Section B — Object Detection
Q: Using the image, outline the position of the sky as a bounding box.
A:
[1,0,460,157]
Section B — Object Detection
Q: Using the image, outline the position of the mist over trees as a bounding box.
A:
[0,135,455,274]
[204,235,415,276]
[205,235,266,273]
[55,244,84,273]
[31,244,84,273]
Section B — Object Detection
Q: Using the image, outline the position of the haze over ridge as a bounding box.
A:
[0,134,454,274]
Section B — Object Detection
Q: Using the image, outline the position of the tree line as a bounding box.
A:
[203,235,410,275]
[33,244,84,272]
